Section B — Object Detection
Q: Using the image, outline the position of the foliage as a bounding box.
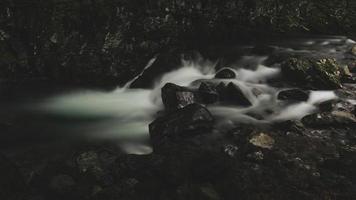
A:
[0,0,355,85]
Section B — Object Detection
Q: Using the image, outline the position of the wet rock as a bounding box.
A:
[0,154,26,200]
[49,174,76,194]
[351,45,356,56]
[226,82,252,106]
[196,82,219,104]
[161,83,196,111]
[281,58,342,89]
[277,89,309,101]
[340,65,356,83]
[252,88,263,97]
[217,82,252,106]
[215,68,236,79]
[318,100,338,112]
[223,144,239,157]
[249,133,275,149]
[76,151,101,174]
[302,111,356,128]
[149,104,214,146]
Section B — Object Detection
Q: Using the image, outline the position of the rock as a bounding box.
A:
[252,88,263,97]
[149,104,214,146]
[302,111,356,128]
[49,174,76,194]
[318,100,338,112]
[351,45,356,56]
[223,144,239,157]
[214,68,236,79]
[161,83,196,111]
[277,89,309,101]
[281,58,342,89]
[76,151,101,174]
[196,82,219,104]
[340,65,356,83]
[249,133,275,149]
[223,82,252,106]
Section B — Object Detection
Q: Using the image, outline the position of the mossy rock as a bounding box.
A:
[281,57,342,89]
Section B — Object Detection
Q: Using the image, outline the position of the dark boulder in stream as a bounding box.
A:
[217,82,252,106]
[161,83,196,111]
[215,68,236,79]
[149,104,214,147]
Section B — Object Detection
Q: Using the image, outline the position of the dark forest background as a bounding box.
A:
[1,0,356,86]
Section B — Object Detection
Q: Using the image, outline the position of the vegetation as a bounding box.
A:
[0,0,355,85]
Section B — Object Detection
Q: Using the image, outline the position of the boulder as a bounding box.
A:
[161,83,196,111]
[218,82,252,106]
[149,104,214,146]
[196,82,219,104]
[302,111,356,128]
[281,58,342,89]
[277,89,309,102]
[215,68,236,79]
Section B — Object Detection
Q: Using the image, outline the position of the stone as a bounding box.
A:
[302,111,356,128]
[215,68,236,79]
[149,104,214,146]
[281,58,342,89]
[196,82,219,104]
[277,89,309,101]
[249,133,275,149]
[351,45,356,56]
[223,82,252,106]
[161,83,196,111]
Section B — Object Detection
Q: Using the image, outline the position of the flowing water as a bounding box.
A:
[0,36,354,155]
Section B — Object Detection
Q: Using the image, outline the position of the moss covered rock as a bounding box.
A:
[281,57,342,89]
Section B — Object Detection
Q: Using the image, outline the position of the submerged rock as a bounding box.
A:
[149,104,214,146]
[215,68,236,79]
[161,83,196,111]
[281,58,342,89]
[277,89,309,102]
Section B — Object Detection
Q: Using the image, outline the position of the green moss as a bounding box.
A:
[282,57,341,89]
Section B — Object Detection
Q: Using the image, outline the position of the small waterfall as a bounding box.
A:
[33,36,353,154]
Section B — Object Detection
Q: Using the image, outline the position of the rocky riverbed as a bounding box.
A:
[1,36,356,200]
